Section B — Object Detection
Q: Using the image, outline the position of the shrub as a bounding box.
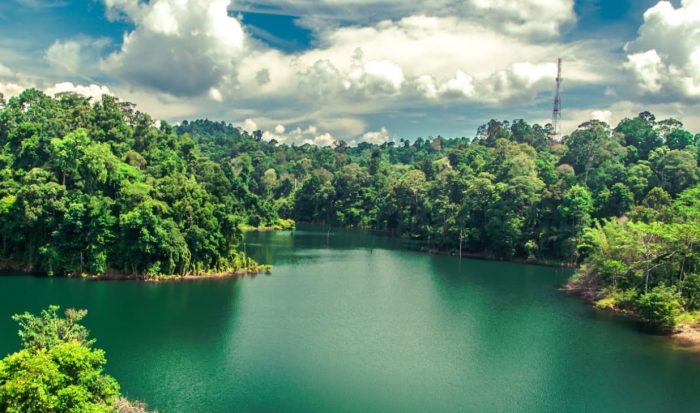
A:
[0,306,153,413]
[636,284,683,332]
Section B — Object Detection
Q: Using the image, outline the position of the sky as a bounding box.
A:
[1,0,699,146]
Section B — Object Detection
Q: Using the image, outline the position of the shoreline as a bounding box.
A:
[86,267,271,282]
[294,222,579,269]
[419,247,578,269]
[0,267,271,283]
[674,324,700,350]
[564,284,700,350]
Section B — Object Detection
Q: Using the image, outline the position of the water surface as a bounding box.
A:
[1,228,699,412]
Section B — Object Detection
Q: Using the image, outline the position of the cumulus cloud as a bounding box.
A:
[440,71,476,98]
[4,0,632,145]
[235,0,575,38]
[0,79,111,101]
[262,125,337,146]
[102,0,246,97]
[45,37,111,77]
[291,14,601,103]
[468,0,575,38]
[246,120,391,147]
[357,127,390,145]
[242,118,258,133]
[624,0,700,101]
[52,0,605,144]
[97,0,590,107]
[416,71,476,99]
[45,40,82,73]
[44,82,113,100]
[590,109,613,125]
[0,63,37,98]
[0,82,25,98]
[559,100,700,137]
[414,62,556,103]
[345,57,405,95]
[478,62,558,103]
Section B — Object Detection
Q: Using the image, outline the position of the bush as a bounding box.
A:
[595,287,638,311]
[0,306,152,413]
[12,306,93,351]
[0,342,119,412]
[275,218,296,230]
[681,274,700,310]
[636,284,683,332]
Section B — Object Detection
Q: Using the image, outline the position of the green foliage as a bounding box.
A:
[12,306,93,352]
[636,284,683,332]
[595,287,637,312]
[0,306,151,413]
[2,91,699,274]
[571,185,700,331]
[0,343,119,413]
[681,274,700,310]
[0,90,268,277]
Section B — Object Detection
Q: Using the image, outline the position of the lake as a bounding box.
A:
[1,227,699,412]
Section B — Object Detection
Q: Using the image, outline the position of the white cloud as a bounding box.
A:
[262,125,337,146]
[561,100,700,136]
[357,127,390,144]
[96,0,593,109]
[64,0,607,140]
[208,87,223,102]
[344,53,405,95]
[4,0,640,145]
[624,0,700,100]
[44,37,111,77]
[45,40,82,73]
[0,82,25,98]
[478,62,559,103]
[44,82,112,100]
[290,15,602,104]
[0,78,111,101]
[624,50,663,93]
[102,0,246,97]
[591,109,613,125]
[415,75,439,99]
[250,121,391,146]
[469,0,575,37]
[242,118,258,133]
[235,0,575,38]
[441,70,475,98]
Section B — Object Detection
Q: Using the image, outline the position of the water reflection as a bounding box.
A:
[2,228,700,413]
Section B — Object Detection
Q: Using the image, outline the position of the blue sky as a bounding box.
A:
[0,0,698,145]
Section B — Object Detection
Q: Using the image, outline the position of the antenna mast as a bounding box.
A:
[551,58,563,143]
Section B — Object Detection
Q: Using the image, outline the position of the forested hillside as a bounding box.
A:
[0,90,271,277]
[1,89,699,286]
[179,113,699,264]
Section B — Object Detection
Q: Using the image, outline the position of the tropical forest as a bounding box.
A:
[2,1,700,410]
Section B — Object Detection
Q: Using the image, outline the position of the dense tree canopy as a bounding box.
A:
[1,90,699,277]
[0,90,273,277]
[571,188,700,331]
[178,112,697,266]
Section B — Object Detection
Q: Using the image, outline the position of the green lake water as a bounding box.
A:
[1,227,700,412]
